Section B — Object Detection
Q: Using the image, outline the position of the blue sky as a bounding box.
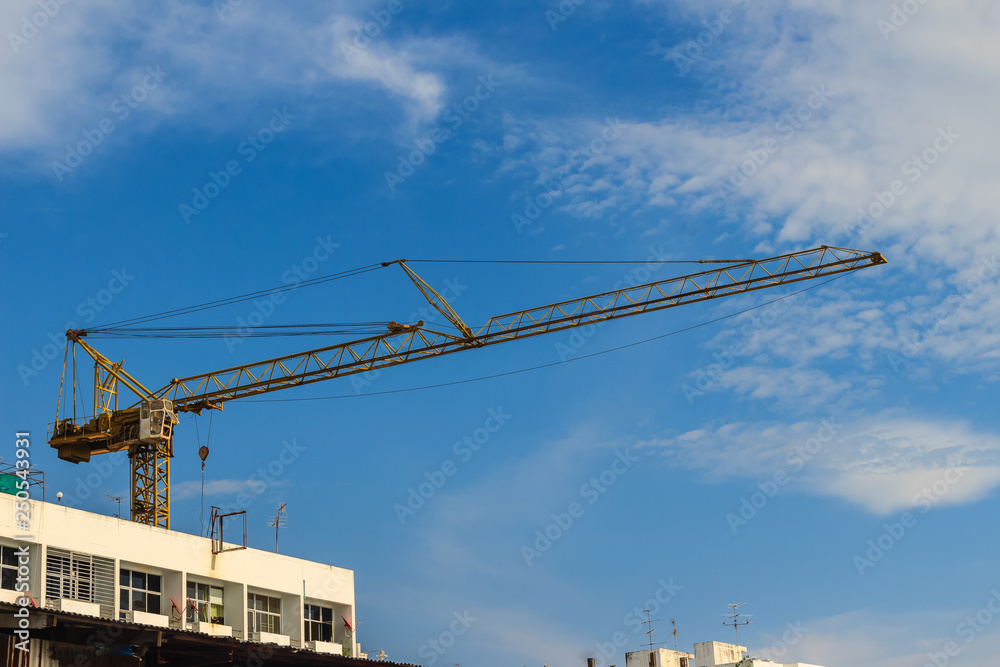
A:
[2,1,998,665]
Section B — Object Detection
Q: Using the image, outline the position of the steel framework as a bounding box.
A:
[48,245,886,526]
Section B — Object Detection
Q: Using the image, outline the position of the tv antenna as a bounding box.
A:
[722,603,752,651]
[671,618,678,650]
[642,609,668,650]
[106,494,124,519]
[267,502,287,553]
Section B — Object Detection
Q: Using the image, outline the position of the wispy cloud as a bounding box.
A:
[504,1,1000,269]
[172,478,284,501]
[0,0,489,163]
[644,411,1000,514]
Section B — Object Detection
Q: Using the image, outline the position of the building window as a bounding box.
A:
[247,593,281,635]
[304,603,333,643]
[187,581,224,624]
[119,568,161,619]
[45,548,114,608]
[1,545,22,591]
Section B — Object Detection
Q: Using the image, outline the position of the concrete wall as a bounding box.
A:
[0,495,355,651]
[627,648,695,667]
[715,659,826,667]
[694,641,746,667]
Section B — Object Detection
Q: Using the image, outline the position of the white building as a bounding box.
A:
[692,641,825,667]
[0,493,361,657]
[626,647,695,667]
[695,641,747,666]
[622,640,825,667]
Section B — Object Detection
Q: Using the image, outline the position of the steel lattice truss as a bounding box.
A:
[155,245,885,410]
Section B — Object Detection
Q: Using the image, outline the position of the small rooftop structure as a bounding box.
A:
[626,647,695,667]
[613,640,826,667]
[694,641,747,667]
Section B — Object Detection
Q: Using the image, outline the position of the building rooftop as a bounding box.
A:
[0,494,361,657]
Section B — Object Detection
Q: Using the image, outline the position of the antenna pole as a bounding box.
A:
[642,609,668,651]
[722,603,752,655]
[107,494,123,519]
[268,502,287,553]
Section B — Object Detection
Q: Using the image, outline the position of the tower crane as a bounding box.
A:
[47,245,886,527]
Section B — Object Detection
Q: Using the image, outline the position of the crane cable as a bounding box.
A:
[245,273,847,403]
[404,258,753,265]
[82,323,395,339]
[84,256,746,334]
[92,263,385,331]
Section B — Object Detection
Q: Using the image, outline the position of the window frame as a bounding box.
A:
[304,603,334,643]
[118,567,162,619]
[247,592,281,635]
[186,580,225,624]
[1,544,21,592]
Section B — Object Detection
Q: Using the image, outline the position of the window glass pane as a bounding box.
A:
[120,589,129,611]
[209,587,223,604]
[322,607,332,622]
[3,547,19,567]
[2,568,16,591]
[210,603,224,623]
[132,572,146,590]
[186,581,195,599]
[148,594,160,614]
[132,590,146,611]
[268,596,279,614]
[148,574,161,593]
[120,568,130,586]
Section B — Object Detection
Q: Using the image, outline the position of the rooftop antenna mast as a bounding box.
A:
[671,618,677,650]
[642,609,668,651]
[722,603,752,653]
[107,494,124,519]
[267,502,287,553]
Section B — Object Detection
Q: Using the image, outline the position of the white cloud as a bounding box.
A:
[756,607,1000,667]
[502,2,1000,376]
[0,0,471,160]
[710,365,853,408]
[172,478,273,500]
[645,411,1000,514]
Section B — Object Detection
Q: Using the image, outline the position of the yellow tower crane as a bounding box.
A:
[47,245,886,527]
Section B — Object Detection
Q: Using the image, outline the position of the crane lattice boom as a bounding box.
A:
[48,244,886,526]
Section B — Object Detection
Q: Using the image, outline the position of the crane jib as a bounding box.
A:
[46,244,886,528]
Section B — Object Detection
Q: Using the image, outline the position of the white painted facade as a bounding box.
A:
[626,647,695,667]
[692,642,825,667]
[694,641,747,666]
[0,494,358,655]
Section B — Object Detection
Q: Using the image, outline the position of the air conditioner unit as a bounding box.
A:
[54,598,101,617]
[190,620,232,636]
[249,631,291,646]
[129,610,170,627]
[307,640,343,654]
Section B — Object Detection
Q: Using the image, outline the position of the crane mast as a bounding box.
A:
[48,245,886,527]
